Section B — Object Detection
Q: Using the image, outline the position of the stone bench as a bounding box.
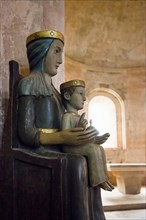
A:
[107,163,146,194]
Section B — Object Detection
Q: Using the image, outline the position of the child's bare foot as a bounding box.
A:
[99,182,113,191]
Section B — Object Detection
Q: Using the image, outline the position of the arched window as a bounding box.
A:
[87,88,126,149]
[89,96,117,148]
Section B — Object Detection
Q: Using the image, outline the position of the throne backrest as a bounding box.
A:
[9,60,22,148]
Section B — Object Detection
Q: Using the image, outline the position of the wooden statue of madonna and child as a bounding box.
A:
[16,29,114,220]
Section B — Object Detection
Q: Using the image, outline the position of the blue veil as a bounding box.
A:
[27,39,54,72]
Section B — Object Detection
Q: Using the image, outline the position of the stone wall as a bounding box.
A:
[64,0,146,164]
[65,0,145,69]
[65,58,146,163]
[0,1,64,148]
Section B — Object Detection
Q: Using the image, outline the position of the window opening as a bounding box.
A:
[88,95,117,148]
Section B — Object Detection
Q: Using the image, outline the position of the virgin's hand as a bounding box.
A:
[40,127,98,146]
[95,133,110,145]
[86,125,99,135]
[60,127,98,145]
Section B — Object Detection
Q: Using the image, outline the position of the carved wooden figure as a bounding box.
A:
[2,30,107,220]
[60,79,114,191]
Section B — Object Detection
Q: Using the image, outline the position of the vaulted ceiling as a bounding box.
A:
[65,1,145,69]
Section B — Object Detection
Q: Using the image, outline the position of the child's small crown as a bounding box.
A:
[60,79,85,91]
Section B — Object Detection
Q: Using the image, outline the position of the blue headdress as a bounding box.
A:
[26,30,64,72]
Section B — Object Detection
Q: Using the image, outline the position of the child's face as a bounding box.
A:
[70,86,86,110]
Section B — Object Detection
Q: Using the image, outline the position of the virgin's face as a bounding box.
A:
[44,39,63,77]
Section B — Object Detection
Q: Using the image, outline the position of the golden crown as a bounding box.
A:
[60,79,85,91]
[26,30,64,45]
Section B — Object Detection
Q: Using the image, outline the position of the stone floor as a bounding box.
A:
[104,209,146,220]
[101,186,146,220]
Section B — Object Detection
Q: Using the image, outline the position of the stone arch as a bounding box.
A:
[87,88,126,149]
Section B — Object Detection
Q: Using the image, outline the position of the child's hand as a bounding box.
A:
[78,113,88,130]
